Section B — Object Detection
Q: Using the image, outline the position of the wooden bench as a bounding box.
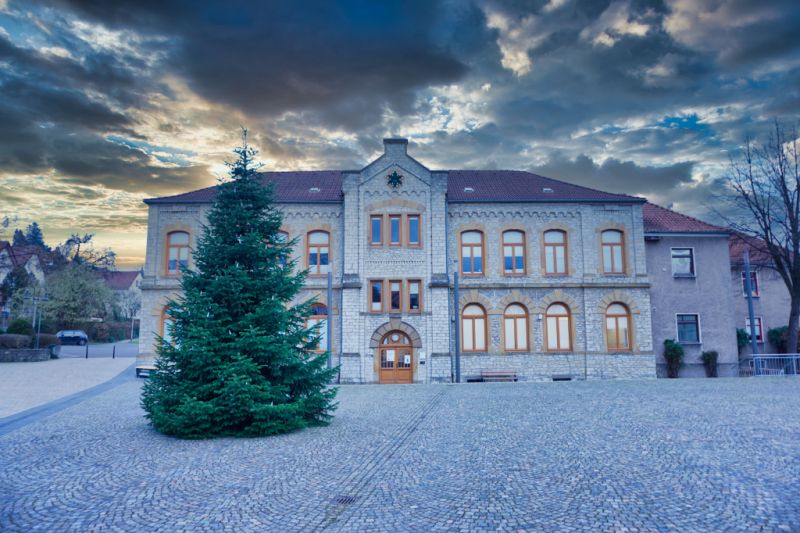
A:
[480,370,518,382]
[135,365,157,378]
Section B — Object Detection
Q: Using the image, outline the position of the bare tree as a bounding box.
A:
[726,120,800,352]
[57,233,116,268]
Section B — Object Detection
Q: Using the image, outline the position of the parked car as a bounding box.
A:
[56,330,89,345]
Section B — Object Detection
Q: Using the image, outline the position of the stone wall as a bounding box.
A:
[0,349,50,362]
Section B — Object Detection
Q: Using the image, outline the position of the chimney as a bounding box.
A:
[383,138,408,157]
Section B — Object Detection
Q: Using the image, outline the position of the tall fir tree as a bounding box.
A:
[25,222,47,249]
[12,228,27,246]
[142,130,337,438]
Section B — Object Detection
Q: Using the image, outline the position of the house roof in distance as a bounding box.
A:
[97,269,141,291]
[145,170,643,205]
[642,203,728,235]
[729,233,773,266]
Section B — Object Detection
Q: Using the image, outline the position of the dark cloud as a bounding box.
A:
[41,0,475,123]
[529,152,695,196]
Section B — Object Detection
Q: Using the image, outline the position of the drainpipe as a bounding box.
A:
[454,271,461,383]
[743,251,759,374]
[327,271,333,369]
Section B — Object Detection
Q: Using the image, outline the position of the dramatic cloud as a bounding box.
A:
[0,0,798,266]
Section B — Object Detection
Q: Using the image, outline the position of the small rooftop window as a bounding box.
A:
[463,186,475,193]
[309,187,321,193]
[542,187,554,193]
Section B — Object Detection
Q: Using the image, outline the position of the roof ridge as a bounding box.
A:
[645,201,727,232]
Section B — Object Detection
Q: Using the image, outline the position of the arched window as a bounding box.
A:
[307,303,328,352]
[503,303,529,351]
[276,231,289,268]
[461,230,484,275]
[601,230,625,274]
[503,230,526,275]
[166,231,189,275]
[543,230,567,275]
[161,306,175,345]
[545,303,572,352]
[307,231,330,276]
[462,304,487,352]
[606,303,631,351]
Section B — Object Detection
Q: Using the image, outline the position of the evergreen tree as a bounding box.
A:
[25,222,47,249]
[12,229,27,246]
[141,130,337,439]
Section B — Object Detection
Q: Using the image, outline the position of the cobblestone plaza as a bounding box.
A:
[1,378,799,532]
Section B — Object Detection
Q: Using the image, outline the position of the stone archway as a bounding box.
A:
[370,320,421,384]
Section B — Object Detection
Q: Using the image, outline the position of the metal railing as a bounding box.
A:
[739,354,800,377]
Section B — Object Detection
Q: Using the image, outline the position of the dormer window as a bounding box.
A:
[543,187,554,193]
[309,187,321,193]
[463,187,474,193]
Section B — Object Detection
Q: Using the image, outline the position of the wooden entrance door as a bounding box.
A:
[379,331,413,384]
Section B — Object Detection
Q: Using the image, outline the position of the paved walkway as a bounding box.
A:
[0,358,132,417]
[1,378,799,532]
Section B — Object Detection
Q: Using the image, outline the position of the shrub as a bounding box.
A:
[0,334,33,349]
[85,321,131,343]
[7,318,33,336]
[663,339,684,378]
[736,328,749,351]
[701,350,718,378]
[33,333,60,348]
[765,326,800,353]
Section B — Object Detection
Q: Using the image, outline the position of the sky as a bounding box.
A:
[0,0,798,268]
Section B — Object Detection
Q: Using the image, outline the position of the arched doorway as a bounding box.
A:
[378,331,413,384]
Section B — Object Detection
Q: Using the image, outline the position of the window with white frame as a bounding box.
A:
[676,314,700,343]
[745,317,764,343]
[741,270,760,297]
[671,248,695,277]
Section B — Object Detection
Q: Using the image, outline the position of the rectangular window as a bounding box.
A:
[407,215,420,246]
[741,271,760,297]
[307,318,328,352]
[370,280,383,312]
[745,317,764,343]
[370,215,383,246]
[461,231,484,275]
[677,314,700,343]
[407,280,421,312]
[389,215,401,246]
[671,248,695,277]
[389,280,402,312]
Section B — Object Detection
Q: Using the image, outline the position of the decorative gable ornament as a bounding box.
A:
[386,171,403,189]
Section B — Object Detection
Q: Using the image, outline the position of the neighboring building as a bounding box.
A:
[97,269,143,320]
[0,242,47,285]
[137,138,774,382]
[729,235,793,355]
[643,204,738,377]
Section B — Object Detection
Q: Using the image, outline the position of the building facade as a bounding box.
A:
[139,139,773,382]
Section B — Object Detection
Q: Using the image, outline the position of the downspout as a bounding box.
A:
[444,190,453,382]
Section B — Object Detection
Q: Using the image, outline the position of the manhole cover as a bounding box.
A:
[335,495,358,505]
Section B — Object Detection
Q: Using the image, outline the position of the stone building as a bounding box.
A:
[138,138,757,382]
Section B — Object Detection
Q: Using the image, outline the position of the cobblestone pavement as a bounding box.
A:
[1,378,798,532]
[0,358,132,417]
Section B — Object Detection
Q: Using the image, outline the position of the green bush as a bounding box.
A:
[663,339,684,378]
[0,334,33,349]
[736,328,749,351]
[766,326,799,353]
[33,333,60,347]
[6,318,33,336]
[701,350,718,377]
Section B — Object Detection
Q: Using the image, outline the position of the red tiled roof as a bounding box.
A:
[642,203,728,235]
[446,170,642,203]
[145,171,344,204]
[146,169,642,205]
[0,242,50,269]
[97,269,140,290]
[729,233,773,266]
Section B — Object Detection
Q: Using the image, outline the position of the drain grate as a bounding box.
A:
[334,495,358,505]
